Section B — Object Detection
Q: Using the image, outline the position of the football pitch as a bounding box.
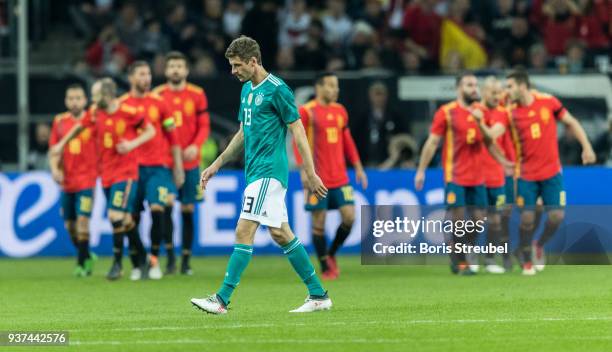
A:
[1,256,611,352]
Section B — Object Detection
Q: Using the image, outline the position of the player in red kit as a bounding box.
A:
[500,70,595,275]
[48,84,98,277]
[293,72,367,280]
[471,77,516,273]
[415,72,512,275]
[121,61,184,280]
[51,78,156,280]
[153,51,210,275]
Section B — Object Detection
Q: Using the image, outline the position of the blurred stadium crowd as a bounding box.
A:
[62,0,611,76]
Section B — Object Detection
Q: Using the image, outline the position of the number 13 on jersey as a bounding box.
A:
[243,108,252,126]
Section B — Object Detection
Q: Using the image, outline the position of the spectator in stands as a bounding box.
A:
[69,0,114,39]
[402,0,442,70]
[193,51,217,77]
[379,134,419,169]
[488,50,510,70]
[528,43,550,71]
[576,0,610,55]
[532,0,580,56]
[485,0,516,47]
[276,46,296,73]
[354,81,407,167]
[197,0,227,66]
[565,39,587,73]
[447,0,485,44]
[294,19,329,71]
[359,0,387,33]
[400,49,422,74]
[501,17,536,67]
[321,0,354,48]
[242,0,280,68]
[326,54,347,71]
[85,24,132,75]
[162,3,198,56]
[139,18,170,61]
[347,21,376,69]
[114,1,142,55]
[279,0,311,48]
[27,122,51,171]
[223,0,245,38]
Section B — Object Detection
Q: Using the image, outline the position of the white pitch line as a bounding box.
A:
[70,336,612,346]
[70,316,612,333]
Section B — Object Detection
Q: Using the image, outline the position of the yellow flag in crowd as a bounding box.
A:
[439,19,488,70]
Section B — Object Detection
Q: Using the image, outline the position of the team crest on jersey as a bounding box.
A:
[148,106,159,121]
[116,119,126,135]
[173,97,181,105]
[255,93,264,106]
[80,127,92,141]
[105,119,113,126]
[540,108,550,124]
[337,115,344,128]
[309,194,319,205]
[247,93,253,105]
[184,99,195,116]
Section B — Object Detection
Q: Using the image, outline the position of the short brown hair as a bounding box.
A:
[97,77,117,98]
[506,69,530,88]
[128,60,150,75]
[225,36,262,64]
[165,51,188,66]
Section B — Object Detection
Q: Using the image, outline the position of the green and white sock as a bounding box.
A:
[282,238,326,297]
[217,244,253,305]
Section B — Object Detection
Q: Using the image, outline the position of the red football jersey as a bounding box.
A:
[153,83,210,170]
[82,103,145,188]
[508,92,566,181]
[119,92,178,167]
[431,101,485,187]
[481,106,512,188]
[293,100,361,189]
[49,111,98,193]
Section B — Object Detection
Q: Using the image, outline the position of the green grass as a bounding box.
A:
[1,256,612,352]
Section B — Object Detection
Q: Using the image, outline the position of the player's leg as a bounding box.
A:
[500,176,515,270]
[178,168,203,274]
[484,187,505,273]
[146,168,170,279]
[516,178,539,275]
[268,223,331,313]
[310,209,332,277]
[533,174,566,271]
[327,185,356,276]
[164,194,177,274]
[75,189,94,276]
[445,183,471,274]
[464,186,487,273]
[191,218,259,314]
[61,192,78,249]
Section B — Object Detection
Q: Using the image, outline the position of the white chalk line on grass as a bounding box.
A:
[71,336,612,346]
[70,316,612,333]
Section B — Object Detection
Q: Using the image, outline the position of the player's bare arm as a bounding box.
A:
[414,134,441,191]
[560,111,596,164]
[48,150,64,184]
[470,108,505,144]
[353,160,368,190]
[171,144,185,188]
[116,122,156,154]
[200,123,244,190]
[289,119,328,199]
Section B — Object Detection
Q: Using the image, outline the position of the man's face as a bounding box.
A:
[91,82,109,109]
[165,59,188,85]
[228,56,256,82]
[505,78,523,103]
[130,65,152,93]
[482,81,501,108]
[65,88,87,115]
[316,76,339,103]
[458,75,480,105]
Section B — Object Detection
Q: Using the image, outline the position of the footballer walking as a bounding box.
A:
[191,36,332,314]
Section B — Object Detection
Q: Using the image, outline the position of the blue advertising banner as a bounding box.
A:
[1,168,611,257]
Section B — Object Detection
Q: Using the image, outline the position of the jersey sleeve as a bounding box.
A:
[81,109,95,129]
[340,107,361,165]
[549,96,567,120]
[49,117,60,147]
[272,85,300,124]
[191,91,210,146]
[430,108,447,136]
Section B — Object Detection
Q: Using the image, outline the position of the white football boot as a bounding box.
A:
[191,295,228,315]
[290,295,332,313]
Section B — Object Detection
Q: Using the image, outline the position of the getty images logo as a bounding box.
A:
[0,172,60,257]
